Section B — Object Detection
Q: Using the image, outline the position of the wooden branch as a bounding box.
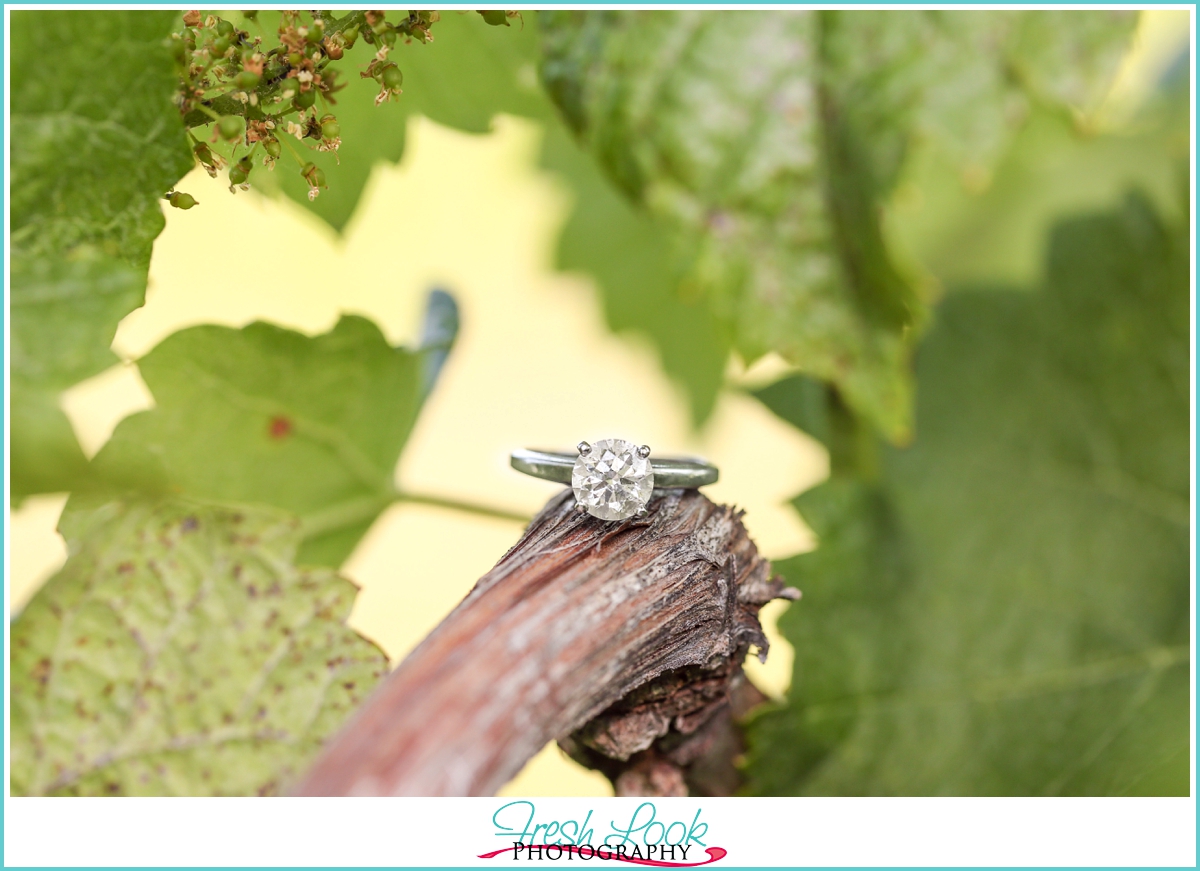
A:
[293,488,799,796]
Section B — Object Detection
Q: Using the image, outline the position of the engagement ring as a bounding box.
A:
[510,438,719,521]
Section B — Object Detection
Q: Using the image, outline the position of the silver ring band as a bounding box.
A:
[511,448,718,488]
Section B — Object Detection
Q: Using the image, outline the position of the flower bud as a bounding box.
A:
[167,191,198,210]
[379,63,403,90]
[301,162,326,189]
[293,87,317,110]
[217,114,244,141]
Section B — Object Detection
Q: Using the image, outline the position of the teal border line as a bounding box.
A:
[0,2,1195,870]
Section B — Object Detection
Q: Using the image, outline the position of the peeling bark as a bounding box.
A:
[294,488,799,796]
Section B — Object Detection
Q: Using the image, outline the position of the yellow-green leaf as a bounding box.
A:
[90,294,457,567]
[11,499,387,796]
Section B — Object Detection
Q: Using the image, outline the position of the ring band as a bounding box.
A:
[510,449,718,488]
[511,438,718,521]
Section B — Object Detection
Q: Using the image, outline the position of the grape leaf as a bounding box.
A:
[540,126,730,425]
[745,194,1189,795]
[888,106,1187,293]
[10,10,193,500]
[255,11,549,231]
[10,254,147,497]
[88,291,458,567]
[750,375,837,459]
[538,10,1135,440]
[10,499,386,796]
[11,10,193,264]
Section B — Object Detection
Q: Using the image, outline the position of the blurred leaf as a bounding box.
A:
[90,292,458,567]
[746,195,1189,795]
[750,375,832,453]
[541,126,729,425]
[262,10,733,422]
[9,10,193,499]
[10,255,147,498]
[538,10,1135,440]
[887,106,1187,292]
[11,499,386,796]
[417,288,460,397]
[255,11,549,231]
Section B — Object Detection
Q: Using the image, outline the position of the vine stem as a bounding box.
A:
[194,103,222,122]
[298,490,529,541]
[396,490,531,524]
[276,132,310,168]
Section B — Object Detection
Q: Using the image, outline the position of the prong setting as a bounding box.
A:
[577,441,592,455]
[637,444,651,459]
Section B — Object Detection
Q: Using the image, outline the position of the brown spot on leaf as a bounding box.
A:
[31,658,51,686]
[116,561,135,574]
[181,516,200,533]
[268,415,293,440]
[343,681,356,691]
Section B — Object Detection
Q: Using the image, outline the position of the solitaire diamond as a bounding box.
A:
[572,438,654,521]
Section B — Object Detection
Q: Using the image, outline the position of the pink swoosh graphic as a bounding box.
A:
[478,845,727,867]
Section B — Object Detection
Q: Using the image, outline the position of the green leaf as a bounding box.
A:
[745,195,1189,795]
[888,106,1187,293]
[537,10,1135,440]
[11,10,193,265]
[257,11,549,231]
[10,10,193,499]
[10,254,147,498]
[11,498,387,796]
[750,375,836,454]
[89,292,459,567]
[541,126,730,425]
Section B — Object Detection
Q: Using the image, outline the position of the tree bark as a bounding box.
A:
[293,488,798,796]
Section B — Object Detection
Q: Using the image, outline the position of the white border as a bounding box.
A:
[3,5,1195,869]
[2,797,1196,867]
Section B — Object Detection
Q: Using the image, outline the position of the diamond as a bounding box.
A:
[571,438,654,521]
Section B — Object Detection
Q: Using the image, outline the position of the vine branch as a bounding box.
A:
[294,488,798,796]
